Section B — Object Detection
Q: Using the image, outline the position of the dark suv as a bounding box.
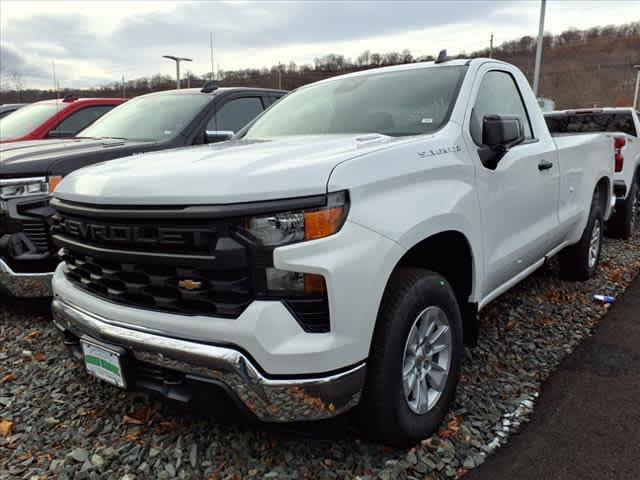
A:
[0,85,286,297]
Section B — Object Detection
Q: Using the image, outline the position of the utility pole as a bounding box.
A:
[121,75,125,98]
[532,0,546,96]
[489,33,494,58]
[209,32,215,81]
[52,61,59,100]
[633,65,640,109]
[162,55,192,89]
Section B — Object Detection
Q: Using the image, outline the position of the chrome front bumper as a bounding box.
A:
[0,259,52,297]
[51,298,366,422]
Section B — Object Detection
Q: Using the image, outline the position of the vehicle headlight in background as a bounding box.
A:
[0,176,62,200]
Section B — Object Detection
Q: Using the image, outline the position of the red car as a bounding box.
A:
[0,96,124,143]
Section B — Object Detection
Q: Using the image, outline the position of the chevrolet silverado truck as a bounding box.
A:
[50,57,615,446]
[0,86,285,297]
[546,107,640,238]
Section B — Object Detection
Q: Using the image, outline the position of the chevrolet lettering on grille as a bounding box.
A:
[55,217,212,247]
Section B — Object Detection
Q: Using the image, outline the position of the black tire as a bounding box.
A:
[358,268,463,447]
[607,177,638,239]
[559,190,603,281]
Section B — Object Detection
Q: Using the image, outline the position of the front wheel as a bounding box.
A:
[358,268,463,447]
[559,190,603,281]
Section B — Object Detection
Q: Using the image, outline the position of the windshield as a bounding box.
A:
[79,93,212,141]
[545,112,638,137]
[0,103,60,140]
[245,66,466,139]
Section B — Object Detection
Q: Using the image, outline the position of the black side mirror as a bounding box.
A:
[205,130,234,144]
[479,114,525,169]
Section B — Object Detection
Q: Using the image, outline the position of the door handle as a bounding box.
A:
[538,160,553,171]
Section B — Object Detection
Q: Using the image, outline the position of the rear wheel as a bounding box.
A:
[359,268,463,447]
[607,177,639,239]
[559,190,603,281]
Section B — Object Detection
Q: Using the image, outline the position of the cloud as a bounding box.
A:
[2,1,518,87]
[109,1,520,50]
[1,0,638,89]
[0,45,50,82]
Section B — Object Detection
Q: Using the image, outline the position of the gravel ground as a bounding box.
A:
[2,233,640,480]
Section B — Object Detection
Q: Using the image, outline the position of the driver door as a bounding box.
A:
[466,68,560,298]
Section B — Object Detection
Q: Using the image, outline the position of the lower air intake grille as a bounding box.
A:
[59,248,252,317]
[22,220,49,251]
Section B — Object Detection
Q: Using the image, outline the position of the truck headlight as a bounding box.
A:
[0,176,62,200]
[244,191,349,246]
[244,191,347,306]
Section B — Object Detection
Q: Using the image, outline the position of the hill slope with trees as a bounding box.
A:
[1,22,638,109]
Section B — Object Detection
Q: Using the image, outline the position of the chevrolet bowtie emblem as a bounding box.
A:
[178,279,203,290]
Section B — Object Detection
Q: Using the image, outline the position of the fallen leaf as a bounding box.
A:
[1,374,14,384]
[123,415,144,425]
[0,419,14,437]
[439,415,462,439]
[25,330,42,341]
[124,433,140,442]
[123,406,154,425]
[32,352,46,362]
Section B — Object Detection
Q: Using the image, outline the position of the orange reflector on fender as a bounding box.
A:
[304,273,326,295]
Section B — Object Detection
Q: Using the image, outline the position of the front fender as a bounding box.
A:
[328,138,483,302]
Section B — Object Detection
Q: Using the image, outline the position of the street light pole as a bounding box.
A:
[633,65,640,109]
[162,55,193,89]
[533,0,546,96]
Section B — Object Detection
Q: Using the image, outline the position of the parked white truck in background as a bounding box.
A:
[546,107,640,238]
[50,56,615,446]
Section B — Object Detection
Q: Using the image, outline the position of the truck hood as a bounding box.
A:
[0,137,153,177]
[55,135,398,205]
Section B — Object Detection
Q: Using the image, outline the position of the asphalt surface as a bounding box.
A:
[466,276,640,480]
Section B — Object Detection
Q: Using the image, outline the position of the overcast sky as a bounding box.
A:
[1,0,637,90]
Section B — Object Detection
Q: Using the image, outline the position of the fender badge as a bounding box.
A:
[178,279,203,290]
[418,145,462,158]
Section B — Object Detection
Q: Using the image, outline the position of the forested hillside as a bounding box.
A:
[1,22,638,109]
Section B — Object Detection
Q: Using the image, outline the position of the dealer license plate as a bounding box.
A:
[81,340,126,388]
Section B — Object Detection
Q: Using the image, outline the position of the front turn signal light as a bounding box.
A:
[304,206,347,241]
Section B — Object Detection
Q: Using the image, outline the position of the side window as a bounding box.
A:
[470,71,533,145]
[207,97,264,133]
[266,95,284,107]
[50,105,114,137]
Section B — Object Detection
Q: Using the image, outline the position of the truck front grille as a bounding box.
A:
[51,205,254,318]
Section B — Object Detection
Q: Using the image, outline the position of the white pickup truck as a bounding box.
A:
[50,56,615,446]
[546,107,640,238]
